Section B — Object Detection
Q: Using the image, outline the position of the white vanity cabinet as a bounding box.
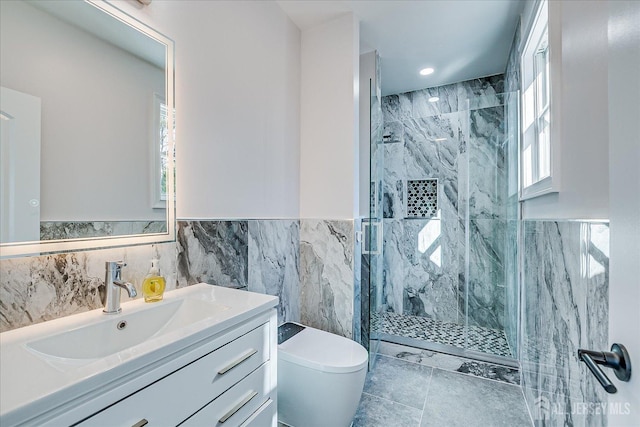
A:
[0,284,278,427]
[74,314,276,427]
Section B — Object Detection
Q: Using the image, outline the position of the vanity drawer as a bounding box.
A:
[239,398,276,427]
[180,363,272,426]
[77,323,270,426]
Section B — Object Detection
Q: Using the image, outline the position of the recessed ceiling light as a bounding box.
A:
[419,67,434,76]
[428,96,439,103]
[434,137,447,142]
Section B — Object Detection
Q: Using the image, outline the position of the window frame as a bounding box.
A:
[519,0,560,200]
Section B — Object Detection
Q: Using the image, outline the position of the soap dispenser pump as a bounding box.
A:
[142,259,166,303]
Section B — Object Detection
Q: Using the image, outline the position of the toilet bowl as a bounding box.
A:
[277,322,368,427]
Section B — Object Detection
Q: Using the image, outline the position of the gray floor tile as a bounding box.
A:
[353,393,422,427]
[379,341,521,385]
[378,341,470,370]
[421,369,532,427]
[364,354,433,409]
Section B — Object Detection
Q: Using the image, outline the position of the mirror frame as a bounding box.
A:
[0,0,175,258]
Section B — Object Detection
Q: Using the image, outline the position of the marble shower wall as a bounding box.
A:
[521,220,609,427]
[176,220,300,325]
[300,219,355,339]
[0,242,176,332]
[505,19,521,94]
[380,75,509,330]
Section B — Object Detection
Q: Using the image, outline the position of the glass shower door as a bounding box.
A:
[367,72,384,368]
[462,91,519,363]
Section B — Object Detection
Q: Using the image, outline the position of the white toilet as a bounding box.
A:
[277,322,368,427]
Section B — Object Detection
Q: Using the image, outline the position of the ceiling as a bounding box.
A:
[276,0,525,96]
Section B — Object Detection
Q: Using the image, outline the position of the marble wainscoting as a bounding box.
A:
[521,221,609,427]
[504,215,519,355]
[0,242,176,332]
[247,220,300,325]
[2,219,356,337]
[176,220,300,325]
[40,221,167,240]
[176,221,249,289]
[353,219,362,344]
[300,219,355,339]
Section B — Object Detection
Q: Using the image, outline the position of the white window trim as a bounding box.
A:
[519,0,561,201]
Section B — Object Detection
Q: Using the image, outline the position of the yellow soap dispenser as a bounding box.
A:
[142,258,166,303]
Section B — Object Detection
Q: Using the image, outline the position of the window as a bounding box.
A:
[151,93,174,209]
[521,0,556,198]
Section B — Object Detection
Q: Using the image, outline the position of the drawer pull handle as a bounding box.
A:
[219,390,258,423]
[132,419,148,427]
[218,349,258,375]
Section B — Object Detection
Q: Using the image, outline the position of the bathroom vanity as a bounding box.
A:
[0,284,278,427]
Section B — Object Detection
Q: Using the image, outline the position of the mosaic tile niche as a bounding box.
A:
[406,179,438,218]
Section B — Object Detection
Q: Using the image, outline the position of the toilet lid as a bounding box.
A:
[278,324,368,373]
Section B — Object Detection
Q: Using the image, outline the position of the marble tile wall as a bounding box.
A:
[176,221,248,289]
[353,219,362,344]
[2,218,357,339]
[248,220,301,325]
[300,219,355,339]
[505,20,521,94]
[380,75,509,331]
[40,221,167,240]
[521,220,609,427]
[0,242,176,332]
[176,220,300,325]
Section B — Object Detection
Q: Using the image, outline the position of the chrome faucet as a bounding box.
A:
[103,261,137,314]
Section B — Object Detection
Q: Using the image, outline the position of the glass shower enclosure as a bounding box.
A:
[368,89,520,365]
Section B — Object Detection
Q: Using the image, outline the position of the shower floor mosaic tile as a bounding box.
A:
[373,312,514,358]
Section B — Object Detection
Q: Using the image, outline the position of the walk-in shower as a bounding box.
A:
[367,75,520,366]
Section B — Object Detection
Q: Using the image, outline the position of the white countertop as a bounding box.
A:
[0,283,278,426]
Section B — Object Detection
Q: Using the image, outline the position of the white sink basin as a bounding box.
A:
[26,298,228,360]
[0,283,278,425]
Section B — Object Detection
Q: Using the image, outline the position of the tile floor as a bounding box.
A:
[353,342,533,427]
[374,312,514,358]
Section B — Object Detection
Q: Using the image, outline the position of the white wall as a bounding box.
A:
[522,0,610,219]
[299,14,360,219]
[608,1,640,423]
[114,0,301,220]
[1,1,164,221]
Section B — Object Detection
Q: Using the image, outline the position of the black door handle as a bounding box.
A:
[578,343,632,394]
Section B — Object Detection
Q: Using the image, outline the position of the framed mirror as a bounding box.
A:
[0,0,175,258]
